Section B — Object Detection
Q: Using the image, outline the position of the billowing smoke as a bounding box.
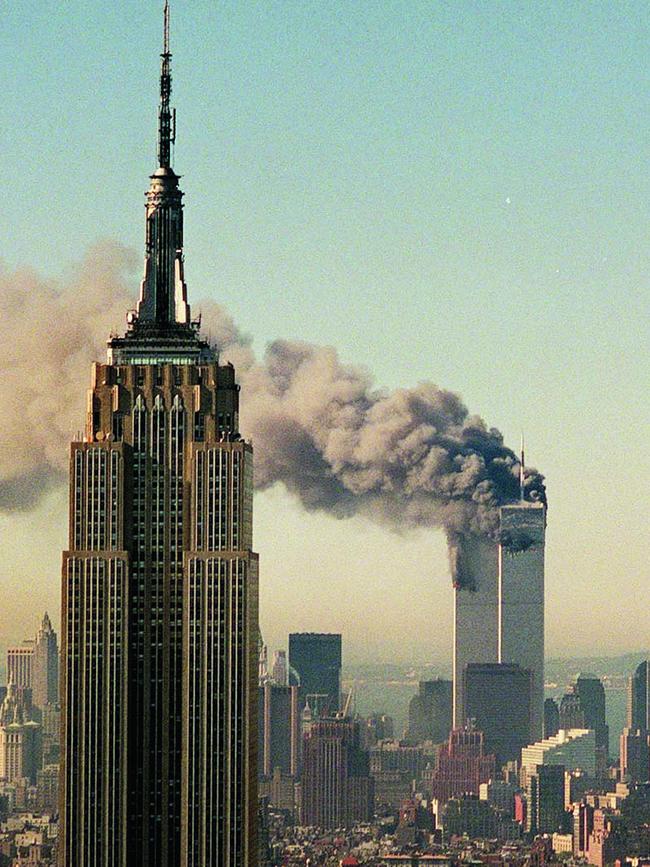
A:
[0,245,545,580]
[0,244,135,509]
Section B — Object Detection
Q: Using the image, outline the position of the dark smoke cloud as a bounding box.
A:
[238,340,545,540]
[0,245,545,554]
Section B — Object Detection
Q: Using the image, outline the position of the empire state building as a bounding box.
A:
[59,5,259,865]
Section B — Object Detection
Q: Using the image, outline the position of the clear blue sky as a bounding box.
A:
[1,1,648,664]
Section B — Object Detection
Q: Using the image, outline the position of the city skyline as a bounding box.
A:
[0,2,648,665]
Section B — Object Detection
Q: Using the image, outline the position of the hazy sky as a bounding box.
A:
[0,1,648,666]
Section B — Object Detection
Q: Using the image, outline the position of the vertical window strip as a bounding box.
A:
[110,451,120,551]
[74,451,84,551]
[195,451,205,550]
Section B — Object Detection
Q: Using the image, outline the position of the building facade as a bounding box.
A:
[453,501,546,740]
[520,729,596,781]
[408,679,452,744]
[0,685,41,786]
[258,683,300,778]
[427,726,496,806]
[526,764,566,835]
[7,644,34,692]
[32,614,59,712]
[462,662,532,766]
[620,728,650,783]
[628,661,650,732]
[301,718,373,828]
[289,633,342,715]
[574,674,609,758]
[59,7,258,866]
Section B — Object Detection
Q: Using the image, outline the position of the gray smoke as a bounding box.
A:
[0,245,545,560]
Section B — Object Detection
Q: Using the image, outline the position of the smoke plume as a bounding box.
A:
[0,245,545,563]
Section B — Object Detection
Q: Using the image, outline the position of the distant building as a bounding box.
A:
[586,808,627,867]
[258,682,300,778]
[521,728,596,780]
[559,691,585,730]
[289,633,342,716]
[573,800,595,857]
[40,704,60,767]
[271,650,288,686]
[620,728,650,783]
[442,794,521,840]
[463,663,532,765]
[301,718,373,828]
[427,726,496,805]
[36,764,59,811]
[453,501,546,740]
[574,674,609,758]
[7,644,34,691]
[395,798,435,848]
[363,714,394,747]
[544,698,560,739]
[526,764,566,835]
[370,741,426,807]
[0,685,41,785]
[628,661,650,731]
[258,767,296,813]
[32,614,58,711]
[408,679,452,744]
[479,779,518,818]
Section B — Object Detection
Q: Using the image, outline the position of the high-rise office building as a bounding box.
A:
[32,613,59,711]
[7,642,34,691]
[453,500,546,739]
[559,691,585,729]
[619,728,650,783]
[526,764,566,835]
[408,679,452,744]
[628,660,650,731]
[574,674,609,758]
[462,662,532,766]
[427,725,496,805]
[258,682,300,778]
[59,7,259,865]
[0,684,41,785]
[271,650,288,686]
[544,698,560,739]
[289,633,342,715]
[301,718,374,828]
[520,729,596,781]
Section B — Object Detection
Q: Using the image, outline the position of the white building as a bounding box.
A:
[520,728,596,780]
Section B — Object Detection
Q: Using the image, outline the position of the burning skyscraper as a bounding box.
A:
[453,458,546,741]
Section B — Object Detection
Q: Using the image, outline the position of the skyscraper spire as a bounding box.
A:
[158,1,175,169]
[108,0,218,364]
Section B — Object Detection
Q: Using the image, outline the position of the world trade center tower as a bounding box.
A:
[453,498,546,742]
[59,6,258,865]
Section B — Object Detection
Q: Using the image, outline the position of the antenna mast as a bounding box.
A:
[158,1,174,168]
[519,432,526,502]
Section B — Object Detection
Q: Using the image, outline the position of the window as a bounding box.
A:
[112,414,123,442]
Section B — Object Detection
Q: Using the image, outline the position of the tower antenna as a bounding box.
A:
[519,431,525,502]
[158,0,174,168]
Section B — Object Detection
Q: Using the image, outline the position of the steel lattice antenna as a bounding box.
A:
[158,1,175,168]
